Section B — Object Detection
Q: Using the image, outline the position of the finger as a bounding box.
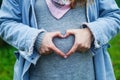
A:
[82,45,91,52]
[39,48,50,55]
[39,49,45,55]
[40,51,51,55]
[64,29,75,37]
[50,44,66,58]
[39,50,43,55]
[77,45,90,53]
[44,51,51,55]
[66,43,78,57]
[52,31,64,38]
[81,48,88,53]
[44,48,52,55]
[76,46,82,52]
[77,47,86,53]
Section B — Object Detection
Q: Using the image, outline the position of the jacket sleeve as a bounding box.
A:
[83,0,120,54]
[0,0,45,58]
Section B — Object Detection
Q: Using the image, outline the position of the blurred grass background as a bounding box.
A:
[0,0,120,80]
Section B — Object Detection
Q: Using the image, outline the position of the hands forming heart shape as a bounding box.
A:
[39,28,93,58]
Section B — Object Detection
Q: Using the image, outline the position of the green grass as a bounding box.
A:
[0,46,16,80]
[116,0,120,7]
[108,33,120,80]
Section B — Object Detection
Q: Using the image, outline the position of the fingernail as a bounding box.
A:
[64,56,67,59]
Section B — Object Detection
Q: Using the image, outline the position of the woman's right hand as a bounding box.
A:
[39,31,66,58]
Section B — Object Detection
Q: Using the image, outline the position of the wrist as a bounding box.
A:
[84,27,94,42]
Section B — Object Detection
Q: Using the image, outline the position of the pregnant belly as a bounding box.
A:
[53,35,75,54]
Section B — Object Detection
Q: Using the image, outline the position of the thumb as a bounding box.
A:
[50,43,66,58]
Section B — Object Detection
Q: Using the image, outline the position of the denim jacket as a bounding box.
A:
[0,0,120,80]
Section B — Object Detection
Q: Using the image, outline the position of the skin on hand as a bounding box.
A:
[39,31,66,58]
[64,28,93,57]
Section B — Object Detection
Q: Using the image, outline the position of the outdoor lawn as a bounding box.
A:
[0,0,120,80]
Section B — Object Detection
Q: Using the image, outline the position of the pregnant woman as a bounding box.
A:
[0,0,120,80]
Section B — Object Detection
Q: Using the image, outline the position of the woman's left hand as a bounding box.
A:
[64,28,93,57]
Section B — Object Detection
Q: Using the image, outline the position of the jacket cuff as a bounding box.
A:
[20,28,46,56]
[18,50,40,65]
[15,29,46,64]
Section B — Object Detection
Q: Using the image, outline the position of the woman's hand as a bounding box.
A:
[64,28,93,57]
[39,31,66,58]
